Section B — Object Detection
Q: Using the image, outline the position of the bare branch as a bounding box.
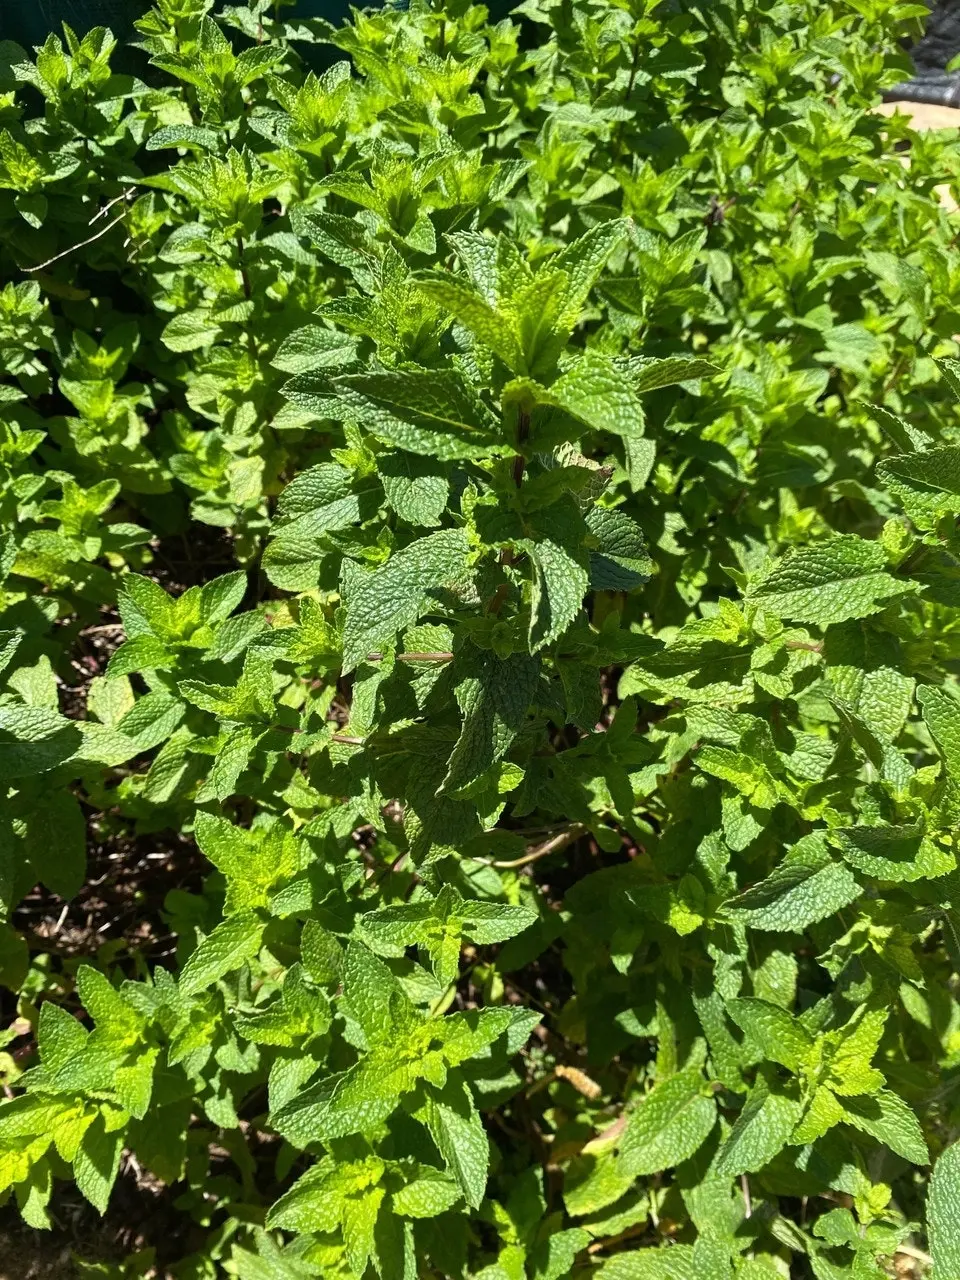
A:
[473,822,588,870]
[24,206,130,274]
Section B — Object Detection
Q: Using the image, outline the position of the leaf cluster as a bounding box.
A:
[3,0,960,1276]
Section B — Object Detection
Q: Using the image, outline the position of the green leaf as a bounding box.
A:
[918,686,960,823]
[929,1139,960,1279]
[179,911,265,997]
[698,747,779,809]
[301,920,342,986]
[866,402,934,454]
[199,572,247,624]
[919,686,960,777]
[840,1089,928,1165]
[270,1070,395,1150]
[833,823,953,883]
[334,370,500,459]
[725,840,861,932]
[195,812,295,912]
[715,1081,801,1176]
[341,1177,383,1276]
[106,634,174,677]
[272,325,357,374]
[392,1169,461,1218]
[272,463,361,539]
[361,885,536,984]
[15,788,86,899]
[549,218,631,329]
[586,507,653,592]
[531,1227,591,1280]
[2,3,957,1261]
[0,925,28,992]
[623,355,719,393]
[824,620,914,743]
[0,707,82,778]
[599,1244,695,1279]
[414,276,523,371]
[726,998,813,1073]
[520,503,590,652]
[73,1114,124,1214]
[416,1076,489,1209]
[378,452,449,528]
[340,941,399,1045]
[341,529,473,672]
[618,1070,716,1177]
[161,309,221,352]
[876,446,960,530]
[441,648,539,793]
[146,123,220,151]
[746,536,914,627]
[548,353,646,440]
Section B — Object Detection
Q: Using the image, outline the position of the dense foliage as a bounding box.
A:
[4,0,960,1274]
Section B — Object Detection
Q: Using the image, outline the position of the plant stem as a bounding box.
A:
[513,407,530,488]
[237,234,251,299]
[25,202,132,274]
[486,408,529,613]
[612,34,641,161]
[236,233,257,361]
[435,0,446,54]
[473,823,588,870]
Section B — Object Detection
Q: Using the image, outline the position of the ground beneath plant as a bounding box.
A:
[0,1157,194,1278]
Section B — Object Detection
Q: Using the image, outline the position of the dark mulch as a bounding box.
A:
[0,1152,202,1279]
[147,527,239,599]
[12,820,200,968]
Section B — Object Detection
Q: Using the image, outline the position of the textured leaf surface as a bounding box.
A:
[715,1083,801,1176]
[179,912,264,996]
[73,1118,124,1214]
[442,648,539,792]
[726,848,861,932]
[747,537,913,626]
[521,503,590,652]
[841,1090,928,1164]
[618,1071,716,1177]
[726,998,812,1072]
[417,1077,489,1208]
[342,529,472,671]
[600,1244,695,1279]
[335,369,500,459]
[877,447,960,530]
[378,452,449,527]
[549,353,646,439]
[929,1139,960,1279]
[586,507,654,591]
[833,823,953,882]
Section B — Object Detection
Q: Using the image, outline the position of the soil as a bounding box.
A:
[0,1222,81,1279]
[0,817,207,1277]
[0,508,282,1276]
[0,535,223,1277]
[11,819,201,972]
[0,1154,198,1279]
[147,527,239,599]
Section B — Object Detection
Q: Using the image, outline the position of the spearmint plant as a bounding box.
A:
[3,0,960,1276]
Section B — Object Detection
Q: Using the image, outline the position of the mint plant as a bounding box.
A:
[1,0,960,1275]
